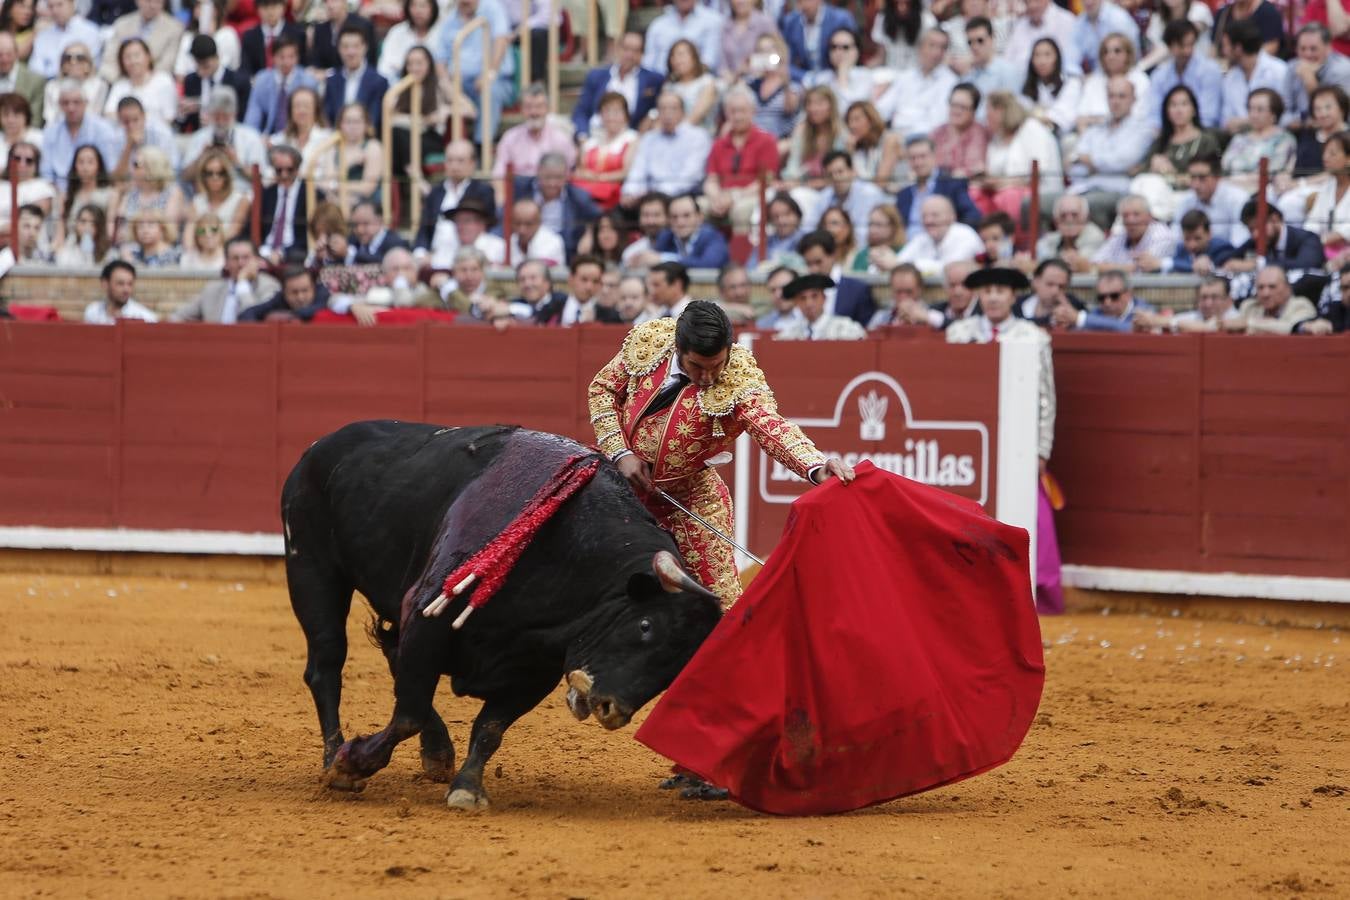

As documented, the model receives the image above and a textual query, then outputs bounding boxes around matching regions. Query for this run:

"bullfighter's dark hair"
[101,259,135,280]
[676,300,733,357]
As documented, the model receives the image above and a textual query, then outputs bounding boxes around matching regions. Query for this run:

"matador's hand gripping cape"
[586,318,826,483]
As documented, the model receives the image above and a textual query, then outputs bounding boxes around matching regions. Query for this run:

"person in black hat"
[444,196,505,265]
[775,273,867,340]
[947,263,1062,614]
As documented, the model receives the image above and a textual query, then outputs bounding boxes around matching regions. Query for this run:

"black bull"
[282,421,723,809]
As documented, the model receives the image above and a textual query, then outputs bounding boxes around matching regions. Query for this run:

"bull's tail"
[366,613,400,657]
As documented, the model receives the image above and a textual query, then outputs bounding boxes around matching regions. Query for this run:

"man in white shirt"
[642,0,722,75]
[897,195,985,277]
[877,29,958,139]
[1174,155,1251,246]
[1220,19,1289,130]
[509,198,566,266]
[646,260,693,319]
[621,192,670,267]
[29,0,102,79]
[1002,0,1080,76]
[1067,78,1155,219]
[84,261,158,324]
[431,197,506,290]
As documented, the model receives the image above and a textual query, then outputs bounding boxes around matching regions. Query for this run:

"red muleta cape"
[634,461,1045,816]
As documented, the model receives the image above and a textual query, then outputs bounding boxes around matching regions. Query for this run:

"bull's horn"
[652,551,720,601]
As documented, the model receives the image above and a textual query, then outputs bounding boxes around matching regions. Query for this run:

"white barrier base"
[0,527,285,556]
[1063,564,1350,604]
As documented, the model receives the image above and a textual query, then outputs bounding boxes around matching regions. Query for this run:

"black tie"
[644,373,690,418]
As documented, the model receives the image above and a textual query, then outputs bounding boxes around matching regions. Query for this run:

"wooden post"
[757,170,768,263]
[1255,156,1270,257]
[586,0,599,64]
[1028,159,1040,255]
[381,73,419,225]
[250,164,262,246]
[548,0,561,116]
[503,164,515,266]
[519,11,531,87]
[8,164,17,257]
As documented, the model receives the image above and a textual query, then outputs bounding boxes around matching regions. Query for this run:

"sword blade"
[655,488,765,567]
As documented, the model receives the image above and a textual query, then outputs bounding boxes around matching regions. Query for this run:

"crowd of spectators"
[0,0,1345,337]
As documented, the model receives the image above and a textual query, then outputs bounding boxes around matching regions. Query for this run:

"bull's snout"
[590,696,632,730]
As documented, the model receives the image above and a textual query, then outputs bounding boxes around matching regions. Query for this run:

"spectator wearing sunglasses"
[0,141,54,239]
[41,43,106,128]
[28,0,102,80]
[1050,268,1157,332]
[189,146,251,242]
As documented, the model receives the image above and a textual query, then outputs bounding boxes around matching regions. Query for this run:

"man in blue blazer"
[1230,200,1325,272]
[1050,269,1156,332]
[797,229,876,327]
[244,34,318,135]
[651,195,730,269]
[323,23,389,130]
[512,153,601,262]
[895,136,982,229]
[779,0,856,73]
[571,30,664,141]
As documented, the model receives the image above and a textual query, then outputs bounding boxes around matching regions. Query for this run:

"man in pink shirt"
[492,83,577,188]
[701,85,781,234]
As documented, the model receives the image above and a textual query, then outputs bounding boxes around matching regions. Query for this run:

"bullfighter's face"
[678,347,730,389]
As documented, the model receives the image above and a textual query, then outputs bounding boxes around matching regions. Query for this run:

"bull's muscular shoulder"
[620,318,678,376]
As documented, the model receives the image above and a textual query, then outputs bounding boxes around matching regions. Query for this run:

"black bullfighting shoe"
[679,779,729,801]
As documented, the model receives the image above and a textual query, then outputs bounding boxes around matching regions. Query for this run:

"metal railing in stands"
[450,15,494,174]
[382,73,424,228]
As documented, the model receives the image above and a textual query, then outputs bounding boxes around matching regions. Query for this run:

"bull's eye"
[639,617,652,638]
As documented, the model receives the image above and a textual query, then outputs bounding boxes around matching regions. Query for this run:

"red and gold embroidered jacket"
[587,318,826,484]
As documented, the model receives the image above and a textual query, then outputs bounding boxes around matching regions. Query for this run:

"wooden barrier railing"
[302,130,344,217]
[382,73,424,227]
[450,16,494,173]
[1255,156,1270,257]
[249,164,262,247]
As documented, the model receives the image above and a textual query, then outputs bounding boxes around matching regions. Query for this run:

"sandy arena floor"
[1,572,1348,898]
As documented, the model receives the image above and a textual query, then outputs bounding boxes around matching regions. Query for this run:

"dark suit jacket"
[414,179,496,251]
[324,66,390,130]
[240,22,308,77]
[1295,299,1347,333]
[1015,291,1085,326]
[309,14,378,71]
[511,176,600,262]
[534,292,623,325]
[351,229,411,264]
[896,176,982,228]
[570,66,665,137]
[90,0,134,26]
[652,224,731,270]
[239,283,330,321]
[259,181,310,262]
[179,68,252,131]
[1234,225,1325,271]
[834,275,877,328]
[779,5,855,73]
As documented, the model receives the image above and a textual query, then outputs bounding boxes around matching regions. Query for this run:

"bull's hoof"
[680,780,730,801]
[327,770,368,792]
[326,741,368,792]
[446,787,489,811]
[420,749,455,783]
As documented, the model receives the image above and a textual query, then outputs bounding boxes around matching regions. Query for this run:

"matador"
[587,298,855,604]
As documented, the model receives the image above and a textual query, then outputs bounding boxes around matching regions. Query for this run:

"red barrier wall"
[3,322,1348,581]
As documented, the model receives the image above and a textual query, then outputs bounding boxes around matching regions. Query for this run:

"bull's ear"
[626,571,664,601]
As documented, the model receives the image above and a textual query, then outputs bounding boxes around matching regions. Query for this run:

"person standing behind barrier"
[84,260,157,323]
[946,265,1062,614]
